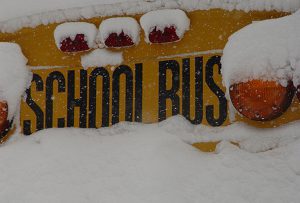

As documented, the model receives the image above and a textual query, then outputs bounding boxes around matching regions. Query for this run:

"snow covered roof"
[0,0,299,33]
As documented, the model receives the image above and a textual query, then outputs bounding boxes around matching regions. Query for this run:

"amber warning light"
[230,80,295,121]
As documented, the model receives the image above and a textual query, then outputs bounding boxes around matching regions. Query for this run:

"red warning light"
[104,31,134,48]
[0,101,9,135]
[59,34,90,52]
[148,26,179,44]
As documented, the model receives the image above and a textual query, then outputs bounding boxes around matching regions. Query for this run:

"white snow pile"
[0,0,299,33]
[54,22,98,50]
[0,43,30,120]
[292,60,300,87]
[81,49,123,69]
[140,9,190,43]
[160,116,300,153]
[99,17,140,46]
[1,116,300,202]
[179,0,300,12]
[221,11,300,92]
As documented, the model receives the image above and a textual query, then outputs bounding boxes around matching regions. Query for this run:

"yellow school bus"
[0,1,297,151]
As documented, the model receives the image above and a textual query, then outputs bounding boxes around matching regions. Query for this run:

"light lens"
[0,101,9,137]
[59,34,90,52]
[104,31,134,48]
[148,26,179,44]
[230,80,295,121]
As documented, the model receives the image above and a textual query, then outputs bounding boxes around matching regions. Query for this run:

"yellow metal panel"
[0,9,297,144]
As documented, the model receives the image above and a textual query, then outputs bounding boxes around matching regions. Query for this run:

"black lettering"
[205,55,227,126]
[158,60,180,122]
[135,63,143,122]
[46,71,66,128]
[67,70,87,128]
[182,57,203,124]
[112,65,133,125]
[57,118,65,128]
[88,67,110,128]
[23,74,44,135]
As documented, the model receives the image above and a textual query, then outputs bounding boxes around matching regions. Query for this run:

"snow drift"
[0,43,30,120]
[2,116,300,202]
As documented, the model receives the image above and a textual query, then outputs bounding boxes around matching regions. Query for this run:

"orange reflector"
[230,80,295,121]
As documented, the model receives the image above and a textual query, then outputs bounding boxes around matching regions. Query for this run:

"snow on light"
[54,22,98,52]
[0,42,30,120]
[140,9,190,43]
[81,49,123,69]
[221,11,300,95]
[99,17,140,48]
